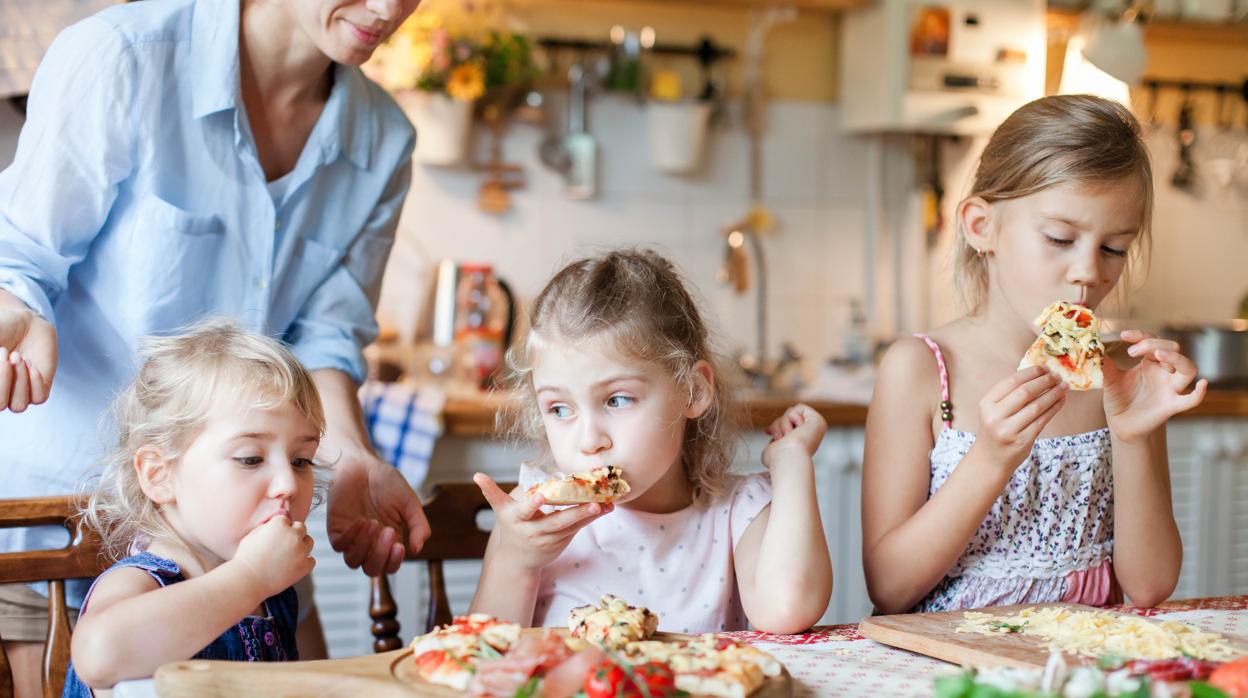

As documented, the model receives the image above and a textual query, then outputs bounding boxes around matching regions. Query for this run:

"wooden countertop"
[442,390,1248,438]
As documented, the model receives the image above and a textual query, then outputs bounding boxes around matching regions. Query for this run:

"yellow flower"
[411,42,433,74]
[446,63,484,101]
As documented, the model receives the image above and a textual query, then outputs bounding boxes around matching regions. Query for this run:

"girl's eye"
[1101,245,1128,258]
[1044,235,1074,247]
[234,456,263,467]
[606,395,635,408]
[292,458,315,470]
[549,404,571,419]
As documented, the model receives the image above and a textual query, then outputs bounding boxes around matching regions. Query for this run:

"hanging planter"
[397,90,475,166]
[647,101,712,175]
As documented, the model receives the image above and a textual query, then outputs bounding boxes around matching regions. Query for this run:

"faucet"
[719,219,803,394]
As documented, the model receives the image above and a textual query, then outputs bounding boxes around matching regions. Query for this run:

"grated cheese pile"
[1034,301,1102,371]
[956,607,1239,662]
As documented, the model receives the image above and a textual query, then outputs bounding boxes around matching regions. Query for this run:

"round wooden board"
[391,630,792,697]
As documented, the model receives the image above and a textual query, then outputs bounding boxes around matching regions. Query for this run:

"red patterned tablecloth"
[721,595,1248,698]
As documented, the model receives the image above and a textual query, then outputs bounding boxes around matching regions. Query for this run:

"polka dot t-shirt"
[518,463,772,634]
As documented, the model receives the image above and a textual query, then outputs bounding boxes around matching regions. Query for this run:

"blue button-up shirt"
[0,0,415,571]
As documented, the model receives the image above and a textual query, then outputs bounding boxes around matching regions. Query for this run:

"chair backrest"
[0,496,108,698]
[369,481,513,652]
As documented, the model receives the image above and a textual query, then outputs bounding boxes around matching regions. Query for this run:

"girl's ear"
[685,360,715,419]
[135,446,177,505]
[958,196,996,254]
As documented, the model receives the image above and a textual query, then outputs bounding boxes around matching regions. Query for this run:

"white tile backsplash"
[378,99,876,364]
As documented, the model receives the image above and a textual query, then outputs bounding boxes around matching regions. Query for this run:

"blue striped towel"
[358,381,443,489]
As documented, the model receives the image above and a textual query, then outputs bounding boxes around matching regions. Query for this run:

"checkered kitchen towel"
[358,381,443,489]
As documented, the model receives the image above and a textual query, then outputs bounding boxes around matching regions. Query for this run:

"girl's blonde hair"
[499,249,740,504]
[82,318,326,561]
[954,94,1154,313]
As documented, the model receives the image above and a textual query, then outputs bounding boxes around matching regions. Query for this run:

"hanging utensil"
[564,63,597,200]
[538,81,572,175]
[1171,87,1198,193]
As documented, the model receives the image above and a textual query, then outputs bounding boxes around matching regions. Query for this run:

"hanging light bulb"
[1059,2,1146,105]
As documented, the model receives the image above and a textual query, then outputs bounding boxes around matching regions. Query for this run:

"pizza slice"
[409,613,521,690]
[622,634,781,698]
[526,465,631,505]
[568,593,658,649]
[1019,300,1105,391]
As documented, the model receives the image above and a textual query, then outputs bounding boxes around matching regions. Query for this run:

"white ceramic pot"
[647,101,712,175]
[397,90,474,166]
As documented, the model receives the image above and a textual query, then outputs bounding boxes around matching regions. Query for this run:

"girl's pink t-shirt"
[518,463,772,634]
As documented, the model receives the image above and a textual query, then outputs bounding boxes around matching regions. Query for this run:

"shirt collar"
[191,0,374,170]
[190,0,241,119]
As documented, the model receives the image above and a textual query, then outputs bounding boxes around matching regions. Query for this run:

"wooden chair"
[0,496,108,698]
[368,481,514,652]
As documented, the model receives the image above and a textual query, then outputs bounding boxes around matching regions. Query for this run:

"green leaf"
[476,638,503,660]
[1096,653,1126,670]
[512,676,541,698]
[933,673,975,698]
[1189,681,1231,698]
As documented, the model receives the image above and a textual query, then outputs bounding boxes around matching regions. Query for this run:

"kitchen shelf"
[1047,7,1248,45]
[580,0,870,11]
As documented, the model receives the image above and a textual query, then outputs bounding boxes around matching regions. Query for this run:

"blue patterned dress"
[62,551,298,697]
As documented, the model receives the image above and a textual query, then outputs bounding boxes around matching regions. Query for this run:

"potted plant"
[365,6,536,167]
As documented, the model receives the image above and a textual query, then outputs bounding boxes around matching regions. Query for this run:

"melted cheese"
[957,607,1238,662]
[1034,301,1103,370]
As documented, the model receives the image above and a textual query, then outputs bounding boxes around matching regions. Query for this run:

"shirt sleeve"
[728,472,773,552]
[0,17,136,324]
[287,146,413,383]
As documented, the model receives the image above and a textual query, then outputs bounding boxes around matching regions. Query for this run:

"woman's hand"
[474,474,611,573]
[974,366,1068,467]
[1103,330,1207,444]
[0,294,57,413]
[762,404,828,468]
[326,448,431,576]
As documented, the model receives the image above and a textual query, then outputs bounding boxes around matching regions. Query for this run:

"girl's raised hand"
[976,366,1068,467]
[474,473,612,573]
[1103,330,1207,444]
[231,515,315,599]
[763,403,828,468]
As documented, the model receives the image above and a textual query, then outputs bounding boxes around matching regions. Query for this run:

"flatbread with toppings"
[568,594,658,649]
[1019,301,1104,391]
[408,614,521,690]
[526,466,630,505]
[622,633,783,698]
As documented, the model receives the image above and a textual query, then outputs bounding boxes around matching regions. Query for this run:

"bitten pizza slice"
[1019,300,1105,391]
[568,593,658,649]
[526,466,630,505]
[409,613,521,690]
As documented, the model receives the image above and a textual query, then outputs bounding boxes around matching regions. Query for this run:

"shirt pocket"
[127,193,227,328]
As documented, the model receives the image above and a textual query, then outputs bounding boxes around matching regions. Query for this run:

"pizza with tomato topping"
[526,466,630,505]
[621,633,782,698]
[408,613,521,691]
[569,594,658,649]
[1019,300,1105,391]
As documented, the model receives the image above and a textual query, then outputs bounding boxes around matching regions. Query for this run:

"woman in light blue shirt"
[0,0,427,691]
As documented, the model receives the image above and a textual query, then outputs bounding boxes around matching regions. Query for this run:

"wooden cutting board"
[859,603,1248,671]
[154,630,793,697]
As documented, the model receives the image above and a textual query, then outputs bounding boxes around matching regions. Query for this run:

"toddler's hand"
[231,515,315,599]
[474,473,612,573]
[976,366,1068,468]
[1103,330,1207,444]
[763,403,828,468]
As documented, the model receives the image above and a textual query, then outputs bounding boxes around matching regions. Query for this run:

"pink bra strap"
[913,333,953,429]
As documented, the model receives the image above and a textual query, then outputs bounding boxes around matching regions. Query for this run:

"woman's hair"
[82,318,326,561]
[953,94,1154,313]
[499,248,740,504]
